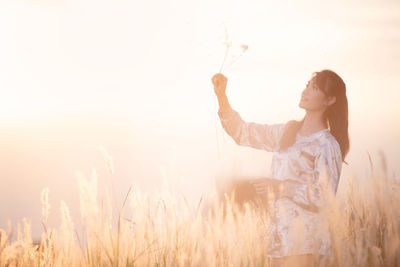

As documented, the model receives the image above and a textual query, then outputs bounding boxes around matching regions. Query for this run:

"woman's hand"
[250,178,286,198]
[211,73,228,96]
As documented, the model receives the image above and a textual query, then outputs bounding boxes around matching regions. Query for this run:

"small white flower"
[240,44,248,52]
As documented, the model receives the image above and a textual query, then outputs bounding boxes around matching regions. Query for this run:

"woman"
[211,70,350,267]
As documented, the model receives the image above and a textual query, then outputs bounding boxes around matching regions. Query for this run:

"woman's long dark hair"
[279,69,350,165]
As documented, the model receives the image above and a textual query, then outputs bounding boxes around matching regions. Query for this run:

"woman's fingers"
[255,188,269,195]
[252,182,273,195]
[255,187,277,196]
[250,178,267,185]
[211,73,221,82]
[250,178,283,196]
[252,181,268,189]
[211,73,227,85]
[251,179,271,187]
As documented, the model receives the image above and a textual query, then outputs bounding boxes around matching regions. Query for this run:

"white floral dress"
[218,108,343,258]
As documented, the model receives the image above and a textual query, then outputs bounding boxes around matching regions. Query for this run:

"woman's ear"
[327,96,336,106]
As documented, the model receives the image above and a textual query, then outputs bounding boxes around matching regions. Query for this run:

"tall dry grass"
[0,151,399,266]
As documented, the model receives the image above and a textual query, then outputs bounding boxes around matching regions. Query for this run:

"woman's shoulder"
[280,119,299,136]
[318,131,342,159]
[321,130,340,147]
[284,119,299,128]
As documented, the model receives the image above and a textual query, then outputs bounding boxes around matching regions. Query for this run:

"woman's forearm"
[217,93,232,112]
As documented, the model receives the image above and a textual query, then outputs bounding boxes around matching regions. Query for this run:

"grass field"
[0,153,399,267]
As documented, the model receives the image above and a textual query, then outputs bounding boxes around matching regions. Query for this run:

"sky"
[0,0,399,240]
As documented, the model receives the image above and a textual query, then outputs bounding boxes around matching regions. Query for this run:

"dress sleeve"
[282,141,343,213]
[218,108,287,152]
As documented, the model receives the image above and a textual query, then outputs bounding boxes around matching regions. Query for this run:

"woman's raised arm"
[211,73,287,152]
[218,108,287,152]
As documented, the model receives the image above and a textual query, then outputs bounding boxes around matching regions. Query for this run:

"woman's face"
[299,77,334,111]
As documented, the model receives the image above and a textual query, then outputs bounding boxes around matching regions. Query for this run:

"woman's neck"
[299,110,328,136]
